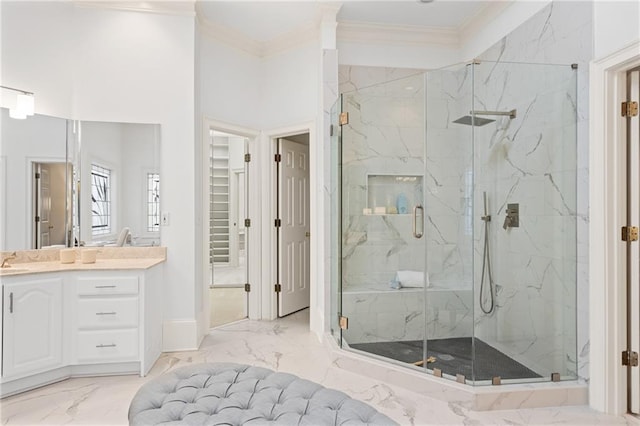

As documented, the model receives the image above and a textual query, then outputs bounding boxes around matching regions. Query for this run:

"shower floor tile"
[350,337,541,381]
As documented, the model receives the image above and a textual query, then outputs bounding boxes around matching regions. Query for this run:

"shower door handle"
[413,205,424,239]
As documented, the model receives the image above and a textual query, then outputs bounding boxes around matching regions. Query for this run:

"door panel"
[279,139,310,316]
[3,278,63,378]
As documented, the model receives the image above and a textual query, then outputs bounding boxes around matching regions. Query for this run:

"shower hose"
[480,196,495,315]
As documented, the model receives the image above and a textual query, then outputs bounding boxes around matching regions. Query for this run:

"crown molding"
[73,1,195,17]
[197,16,264,57]
[197,10,319,58]
[337,21,459,47]
[459,0,514,45]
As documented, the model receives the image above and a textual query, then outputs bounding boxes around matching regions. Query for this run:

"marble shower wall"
[472,2,592,380]
[339,70,426,291]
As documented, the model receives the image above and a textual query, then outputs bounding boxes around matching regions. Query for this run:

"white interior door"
[36,164,51,248]
[629,69,640,414]
[278,138,310,316]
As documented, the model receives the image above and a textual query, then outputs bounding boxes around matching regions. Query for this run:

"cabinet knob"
[95,312,116,316]
[96,343,117,348]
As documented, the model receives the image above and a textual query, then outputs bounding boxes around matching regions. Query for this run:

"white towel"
[392,270,429,288]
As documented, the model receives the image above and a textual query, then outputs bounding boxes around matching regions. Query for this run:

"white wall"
[1,2,197,350]
[262,42,320,129]
[199,36,262,129]
[0,2,74,117]
[593,1,640,60]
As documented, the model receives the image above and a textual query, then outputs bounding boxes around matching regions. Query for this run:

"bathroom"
[0,0,639,421]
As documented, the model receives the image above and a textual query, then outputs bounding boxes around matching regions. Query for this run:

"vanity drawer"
[77,276,138,296]
[77,298,139,329]
[76,329,138,362]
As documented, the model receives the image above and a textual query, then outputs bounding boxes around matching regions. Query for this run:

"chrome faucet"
[1,252,17,268]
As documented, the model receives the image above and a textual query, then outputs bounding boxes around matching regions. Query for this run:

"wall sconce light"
[1,85,35,119]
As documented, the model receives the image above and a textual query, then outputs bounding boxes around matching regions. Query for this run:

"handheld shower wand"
[480,191,495,314]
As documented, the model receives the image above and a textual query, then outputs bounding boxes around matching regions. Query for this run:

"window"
[147,173,160,232]
[91,164,111,235]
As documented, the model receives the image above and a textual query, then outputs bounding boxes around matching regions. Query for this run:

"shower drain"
[438,354,455,361]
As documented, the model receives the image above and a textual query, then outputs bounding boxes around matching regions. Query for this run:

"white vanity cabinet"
[2,275,63,379]
[0,263,163,398]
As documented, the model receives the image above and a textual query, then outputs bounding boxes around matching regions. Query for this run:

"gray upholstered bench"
[128,363,398,425]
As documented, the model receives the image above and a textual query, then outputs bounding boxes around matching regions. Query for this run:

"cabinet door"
[3,277,63,379]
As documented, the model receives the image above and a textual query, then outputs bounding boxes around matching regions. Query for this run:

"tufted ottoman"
[128,363,398,425]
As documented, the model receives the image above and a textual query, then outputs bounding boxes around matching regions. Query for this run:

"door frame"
[25,156,67,250]
[263,122,316,321]
[590,40,640,415]
[200,117,260,327]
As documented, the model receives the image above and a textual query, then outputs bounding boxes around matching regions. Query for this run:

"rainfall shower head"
[452,109,517,127]
[452,116,495,126]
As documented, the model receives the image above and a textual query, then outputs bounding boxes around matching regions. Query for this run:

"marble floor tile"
[0,310,632,425]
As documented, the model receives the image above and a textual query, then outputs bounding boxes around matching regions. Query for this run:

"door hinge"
[275,218,281,227]
[339,315,349,330]
[35,172,41,179]
[339,112,349,126]
[244,283,250,292]
[622,101,639,117]
[330,124,334,136]
[244,218,251,227]
[275,283,282,293]
[623,350,639,366]
[244,153,251,162]
[35,216,40,223]
[622,226,638,242]
[275,154,282,162]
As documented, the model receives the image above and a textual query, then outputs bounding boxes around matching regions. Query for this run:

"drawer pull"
[95,285,116,289]
[96,311,117,316]
[96,343,117,348]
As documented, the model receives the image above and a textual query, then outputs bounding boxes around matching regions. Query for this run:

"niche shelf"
[365,174,423,215]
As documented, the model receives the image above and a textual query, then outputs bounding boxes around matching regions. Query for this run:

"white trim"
[162,319,200,352]
[73,1,195,17]
[263,122,316,322]
[197,13,319,59]
[200,117,261,334]
[337,21,459,47]
[590,40,640,415]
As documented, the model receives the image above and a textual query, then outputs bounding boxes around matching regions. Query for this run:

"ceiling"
[197,1,497,43]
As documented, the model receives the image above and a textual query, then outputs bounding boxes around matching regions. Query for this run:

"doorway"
[208,129,250,328]
[626,67,640,415]
[275,133,311,317]
[32,161,71,249]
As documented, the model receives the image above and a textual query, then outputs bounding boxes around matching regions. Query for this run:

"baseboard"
[162,319,200,352]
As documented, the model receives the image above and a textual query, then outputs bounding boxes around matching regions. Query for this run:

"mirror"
[0,108,161,251]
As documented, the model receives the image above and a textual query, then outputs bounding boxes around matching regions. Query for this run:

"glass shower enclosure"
[332,60,577,385]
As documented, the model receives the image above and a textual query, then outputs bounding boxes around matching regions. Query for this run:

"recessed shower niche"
[365,175,423,215]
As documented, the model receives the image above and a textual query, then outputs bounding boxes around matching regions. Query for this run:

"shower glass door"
[423,63,475,382]
[471,61,578,384]
[339,74,429,370]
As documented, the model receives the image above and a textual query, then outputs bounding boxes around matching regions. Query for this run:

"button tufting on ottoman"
[128,363,398,425]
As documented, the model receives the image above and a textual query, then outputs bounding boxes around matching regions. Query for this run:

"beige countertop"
[0,247,167,278]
